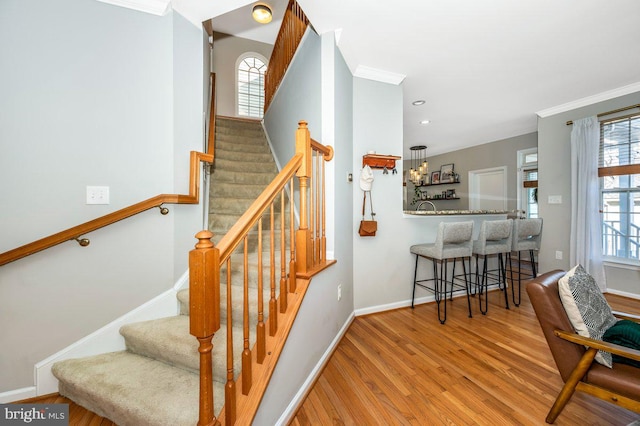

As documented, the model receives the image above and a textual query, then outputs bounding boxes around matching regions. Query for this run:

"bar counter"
[403,209,508,216]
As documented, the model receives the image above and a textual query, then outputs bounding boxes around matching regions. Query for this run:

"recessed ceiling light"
[412,100,426,106]
[420,120,430,125]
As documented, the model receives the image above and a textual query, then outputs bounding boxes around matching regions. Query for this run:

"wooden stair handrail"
[264,0,309,112]
[190,121,334,425]
[0,151,213,267]
[311,138,333,160]
[216,153,303,264]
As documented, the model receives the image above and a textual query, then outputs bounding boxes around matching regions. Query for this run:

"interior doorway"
[468,166,507,210]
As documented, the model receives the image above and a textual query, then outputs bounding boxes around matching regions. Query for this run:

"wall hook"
[74,237,90,247]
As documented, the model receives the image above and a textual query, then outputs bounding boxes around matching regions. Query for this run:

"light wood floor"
[290,286,640,426]
[18,282,640,426]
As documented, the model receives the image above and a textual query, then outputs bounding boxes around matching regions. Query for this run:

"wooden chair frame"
[547,320,640,423]
[527,270,640,424]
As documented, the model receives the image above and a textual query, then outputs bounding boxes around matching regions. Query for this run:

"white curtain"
[570,116,606,290]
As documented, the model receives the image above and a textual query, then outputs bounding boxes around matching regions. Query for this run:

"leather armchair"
[527,270,640,423]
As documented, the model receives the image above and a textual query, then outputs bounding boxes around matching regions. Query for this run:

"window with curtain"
[600,113,640,260]
[237,56,267,119]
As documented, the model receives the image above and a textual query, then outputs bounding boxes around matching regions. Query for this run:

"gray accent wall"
[538,91,640,295]
[404,132,538,211]
[0,0,204,392]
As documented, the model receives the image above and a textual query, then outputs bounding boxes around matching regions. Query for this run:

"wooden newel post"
[189,230,221,426]
[295,120,313,274]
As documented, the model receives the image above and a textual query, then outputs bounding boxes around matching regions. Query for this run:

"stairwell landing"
[51,117,284,425]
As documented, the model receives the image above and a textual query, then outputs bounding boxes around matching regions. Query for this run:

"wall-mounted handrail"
[207,72,217,157]
[0,151,213,267]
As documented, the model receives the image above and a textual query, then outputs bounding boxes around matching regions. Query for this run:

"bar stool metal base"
[412,255,472,324]
[508,250,537,306]
[474,253,510,314]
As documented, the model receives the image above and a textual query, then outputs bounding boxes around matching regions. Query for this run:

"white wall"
[0,0,204,392]
[538,91,640,295]
[172,12,208,274]
[263,29,321,164]
[352,78,407,310]
[211,33,273,118]
[256,31,354,424]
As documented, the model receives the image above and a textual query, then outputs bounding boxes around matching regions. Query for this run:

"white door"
[468,166,507,210]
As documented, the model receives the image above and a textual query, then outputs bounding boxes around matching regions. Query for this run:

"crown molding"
[536,81,640,118]
[96,0,172,16]
[354,65,405,85]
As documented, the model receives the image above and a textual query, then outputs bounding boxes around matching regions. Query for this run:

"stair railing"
[263,0,309,112]
[189,121,334,425]
[0,151,213,267]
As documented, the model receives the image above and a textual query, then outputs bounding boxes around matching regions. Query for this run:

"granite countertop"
[404,210,508,215]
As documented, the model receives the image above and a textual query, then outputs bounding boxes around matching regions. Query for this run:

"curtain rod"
[565,103,640,125]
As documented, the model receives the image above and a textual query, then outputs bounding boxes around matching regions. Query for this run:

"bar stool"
[411,221,474,324]
[508,218,543,306]
[472,219,513,314]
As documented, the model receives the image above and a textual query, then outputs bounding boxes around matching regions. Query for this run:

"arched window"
[237,54,267,118]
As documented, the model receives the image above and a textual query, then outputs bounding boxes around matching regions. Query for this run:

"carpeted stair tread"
[215,124,263,137]
[50,115,284,423]
[214,149,276,163]
[212,170,276,185]
[120,316,248,382]
[216,139,271,153]
[196,250,285,282]
[209,212,289,234]
[209,198,288,216]
[177,283,279,324]
[210,181,273,198]
[212,158,277,173]
[52,351,224,426]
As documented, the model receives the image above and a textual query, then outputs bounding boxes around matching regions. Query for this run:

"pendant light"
[409,145,428,185]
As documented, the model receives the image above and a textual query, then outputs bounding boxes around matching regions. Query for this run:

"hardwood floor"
[15,281,640,426]
[291,286,640,426]
[14,393,116,426]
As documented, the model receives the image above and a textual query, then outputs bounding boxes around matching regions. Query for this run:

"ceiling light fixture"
[409,145,429,185]
[252,3,273,24]
[412,100,426,106]
[420,120,430,125]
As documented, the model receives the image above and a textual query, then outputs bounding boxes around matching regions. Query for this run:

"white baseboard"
[353,283,504,317]
[606,288,640,300]
[275,311,355,426]
[31,271,189,396]
[0,387,36,404]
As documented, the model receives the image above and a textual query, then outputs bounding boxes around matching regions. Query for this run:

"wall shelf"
[416,181,460,187]
[362,153,401,170]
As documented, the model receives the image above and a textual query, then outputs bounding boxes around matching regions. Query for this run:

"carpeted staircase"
[52,117,283,426]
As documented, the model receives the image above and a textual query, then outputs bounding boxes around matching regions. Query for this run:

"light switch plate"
[548,195,562,204]
[87,186,110,205]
